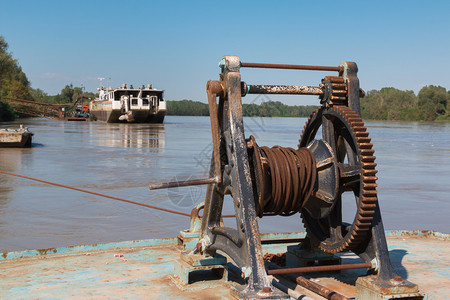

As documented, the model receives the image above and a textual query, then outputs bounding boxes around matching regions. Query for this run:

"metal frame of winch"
[150,55,423,299]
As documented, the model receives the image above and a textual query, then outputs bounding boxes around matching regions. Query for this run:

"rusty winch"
[150,56,422,299]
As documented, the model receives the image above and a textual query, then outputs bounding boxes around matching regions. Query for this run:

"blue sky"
[1,0,449,105]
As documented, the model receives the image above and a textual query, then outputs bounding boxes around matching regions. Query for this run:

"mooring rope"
[0,169,196,217]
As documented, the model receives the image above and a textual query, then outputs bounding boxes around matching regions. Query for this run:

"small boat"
[0,125,33,147]
[89,83,166,123]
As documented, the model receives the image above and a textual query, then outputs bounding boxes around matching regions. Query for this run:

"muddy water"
[0,116,449,251]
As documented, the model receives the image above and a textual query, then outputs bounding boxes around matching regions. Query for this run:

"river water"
[0,116,449,252]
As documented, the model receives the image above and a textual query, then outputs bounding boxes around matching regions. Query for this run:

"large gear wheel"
[299,106,378,253]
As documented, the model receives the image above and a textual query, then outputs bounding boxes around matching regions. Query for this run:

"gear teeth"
[361,149,375,155]
[363,169,378,176]
[323,75,349,106]
[363,183,378,189]
[363,193,378,198]
[351,121,365,127]
[355,132,369,137]
[363,176,378,182]
[357,141,372,147]
[361,156,376,162]
[362,162,377,169]
[359,143,373,149]
[300,105,378,254]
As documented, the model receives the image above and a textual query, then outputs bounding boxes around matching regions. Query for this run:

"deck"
[1,231,449,299]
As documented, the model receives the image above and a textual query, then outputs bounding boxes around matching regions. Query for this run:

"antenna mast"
[97,77,105,88]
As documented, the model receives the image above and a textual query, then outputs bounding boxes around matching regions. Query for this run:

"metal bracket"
[174,250,228,284]
[178,202,205,249]
[201,55,275,297]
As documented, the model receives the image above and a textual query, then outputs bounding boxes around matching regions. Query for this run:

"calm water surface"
[0,116,449,252]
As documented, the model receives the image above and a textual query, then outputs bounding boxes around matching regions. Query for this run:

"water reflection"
[90,123,166,151]
[0,148,33,203]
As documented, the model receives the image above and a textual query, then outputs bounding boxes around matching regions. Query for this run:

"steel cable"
[257,146,316,216]
[0,170,236,218]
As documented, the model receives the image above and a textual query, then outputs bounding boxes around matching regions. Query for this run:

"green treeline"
[361,86,449,121]
[243,102,318,117]
[0,36,32,120]
[167,100,210,116]
[167,100,319,118]
[0,37,32,101]
[33,84,97,105]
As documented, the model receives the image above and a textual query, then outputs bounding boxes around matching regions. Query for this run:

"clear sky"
[1,0,449,105]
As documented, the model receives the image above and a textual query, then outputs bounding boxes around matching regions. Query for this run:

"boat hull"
[0,131,33,147]
[90,109,165,123]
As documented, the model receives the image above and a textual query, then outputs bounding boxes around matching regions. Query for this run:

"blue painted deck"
[1,231,449,299]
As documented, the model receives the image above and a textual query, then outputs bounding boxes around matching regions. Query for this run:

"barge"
[89,84,166,123]
[0,125,33,147]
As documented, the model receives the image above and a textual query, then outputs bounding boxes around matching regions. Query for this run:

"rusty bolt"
[240,221,245,232]
[261,287,272,293]
[393,276,403,282]
[196,242,202,252]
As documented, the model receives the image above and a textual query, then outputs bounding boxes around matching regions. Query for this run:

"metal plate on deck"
[0,231,448,299]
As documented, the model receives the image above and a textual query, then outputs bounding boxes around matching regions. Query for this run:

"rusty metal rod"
[206,80,223,182]
[261,237,305,245]
[244,84,324,96]
[241,62,342,72]
[148,177,219,190]
[267,262,372,275]
[296,276,350,300]
[266,261,351,300]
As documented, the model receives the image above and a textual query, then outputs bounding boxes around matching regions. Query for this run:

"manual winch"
[149,56,422,299]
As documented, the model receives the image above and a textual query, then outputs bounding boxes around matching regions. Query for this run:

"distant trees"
[37,84,97,105]
[417,85,448,121]
[361,86,449,121]
[166,100,210,116]
[166,100,318,118]
[29,88,48,102]
[59,84,75,103]
[243,101,317,118]
[0,36,32,100]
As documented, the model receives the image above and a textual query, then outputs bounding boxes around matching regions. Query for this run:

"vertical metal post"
[200,56,277,297]
[223,56,271,294]
[341,62,361,116]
